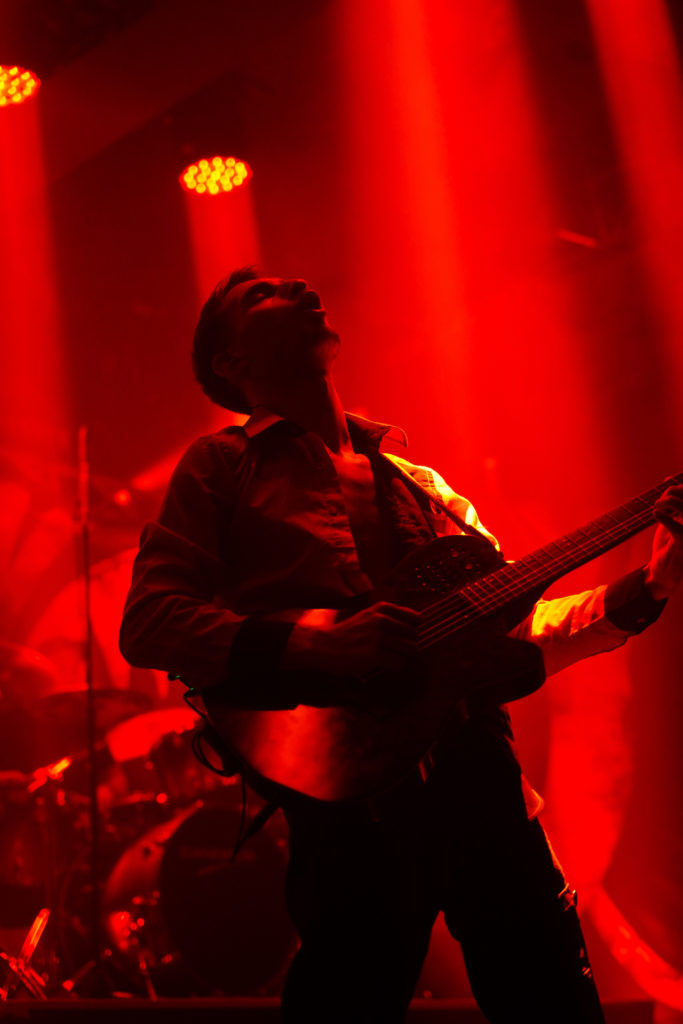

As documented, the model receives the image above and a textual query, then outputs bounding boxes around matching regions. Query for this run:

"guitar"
[203,472,681,803]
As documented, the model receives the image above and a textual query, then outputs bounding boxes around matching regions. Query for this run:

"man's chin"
[294,327,340,376]
[318,324,340,345]
[299,322,340,355]
[301,316,338,339]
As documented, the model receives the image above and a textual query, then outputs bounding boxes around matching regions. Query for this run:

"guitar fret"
[418,470,683,648]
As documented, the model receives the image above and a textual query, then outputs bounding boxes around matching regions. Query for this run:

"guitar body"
[201,467,680,801]
[204,535,545,803]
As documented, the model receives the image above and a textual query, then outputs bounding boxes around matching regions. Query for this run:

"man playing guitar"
[120,269,683,1023]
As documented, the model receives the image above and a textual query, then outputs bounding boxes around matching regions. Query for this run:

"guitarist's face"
[214,276,340,396]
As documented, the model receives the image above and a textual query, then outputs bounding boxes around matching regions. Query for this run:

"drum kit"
[0,642,296,1001]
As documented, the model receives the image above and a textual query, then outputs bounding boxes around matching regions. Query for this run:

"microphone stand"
[76,426,104,987]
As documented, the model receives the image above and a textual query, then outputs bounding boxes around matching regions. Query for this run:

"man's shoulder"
[381,453,501,551]
[381,452,446,495]
[172,425,249,481]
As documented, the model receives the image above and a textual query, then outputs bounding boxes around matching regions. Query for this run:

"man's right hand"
[281,601,419,677]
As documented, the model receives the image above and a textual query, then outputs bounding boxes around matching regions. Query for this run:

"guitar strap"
[381,453,489,542]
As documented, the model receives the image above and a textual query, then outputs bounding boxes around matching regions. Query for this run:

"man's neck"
[249,376,352,454]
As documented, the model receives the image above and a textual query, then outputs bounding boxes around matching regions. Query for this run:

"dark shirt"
[119,411,666,707]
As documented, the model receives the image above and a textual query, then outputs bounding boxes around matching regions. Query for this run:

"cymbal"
[34,689,152,737]
[106,707,197,762]
[0,689,152,772]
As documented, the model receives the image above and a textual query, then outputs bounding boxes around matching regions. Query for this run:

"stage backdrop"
[1,0,682,1010]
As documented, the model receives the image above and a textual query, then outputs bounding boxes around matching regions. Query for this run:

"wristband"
[604,566,668,634]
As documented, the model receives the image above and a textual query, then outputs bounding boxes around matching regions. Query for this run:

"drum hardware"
[1,685,296,997]
[27,756,75,794]
[106,903,160,1001]
[1,436,206,997]
[0,766,74,992]
[0,746,119,997]
[0,753,298,997]
[0,908,50,1000]
[101,709,240,840]
[99,798,297,996]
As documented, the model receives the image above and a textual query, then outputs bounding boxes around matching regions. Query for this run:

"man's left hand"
[644,483,683,599]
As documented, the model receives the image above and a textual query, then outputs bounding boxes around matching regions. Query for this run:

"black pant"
[281,720,605,1023]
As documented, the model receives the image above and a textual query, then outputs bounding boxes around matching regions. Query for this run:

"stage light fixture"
[0,65,40,106]
[179,156,252,196]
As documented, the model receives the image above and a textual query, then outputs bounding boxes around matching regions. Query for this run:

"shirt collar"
[241,408,407,448]
[346,413,408,449]
[241,408,285,438]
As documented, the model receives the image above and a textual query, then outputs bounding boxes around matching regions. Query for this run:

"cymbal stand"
[0,908,50,1000]
[27,762,82,989]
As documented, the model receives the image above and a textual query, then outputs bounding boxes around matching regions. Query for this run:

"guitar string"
[418,484,667,625]
[415,504,656,650]
[417,543,646,649]
[418,493,651,616]
[417,505,655,648]
[413,473,679,648]
[416,506,654,650]
[459,506,650,604]
[418,502,654,632]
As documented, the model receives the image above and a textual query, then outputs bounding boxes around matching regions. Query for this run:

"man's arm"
[508,575,665,678]
[119,436,298,695]
[120,436,418,701]
[509,484,683,676]
[406,461,682,677]
[643,482,683,598]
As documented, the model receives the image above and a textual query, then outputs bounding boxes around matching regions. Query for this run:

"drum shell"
[0,779,81,928]
[102,799,296,995]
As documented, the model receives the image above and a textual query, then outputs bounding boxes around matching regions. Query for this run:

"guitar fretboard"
[418,472,682,650]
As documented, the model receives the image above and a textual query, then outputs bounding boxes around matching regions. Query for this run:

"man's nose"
[277,279,307,300]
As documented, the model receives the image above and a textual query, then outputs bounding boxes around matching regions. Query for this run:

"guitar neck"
[492,474,683,603]
[422,471,682,641]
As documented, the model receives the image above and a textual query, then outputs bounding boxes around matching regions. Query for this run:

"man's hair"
[191,265,260,413]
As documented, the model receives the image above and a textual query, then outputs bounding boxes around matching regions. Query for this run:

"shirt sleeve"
[508,570,667,678]
[119,436,296,697]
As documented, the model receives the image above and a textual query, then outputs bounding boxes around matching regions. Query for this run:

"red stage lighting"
[179,156,252,196]
[113,488,132,507]
[0,65,40,107]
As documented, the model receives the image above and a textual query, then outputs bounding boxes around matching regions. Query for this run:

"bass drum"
[102,798,297,996]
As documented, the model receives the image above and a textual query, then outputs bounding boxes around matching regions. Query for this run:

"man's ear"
[212,349,245,380]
